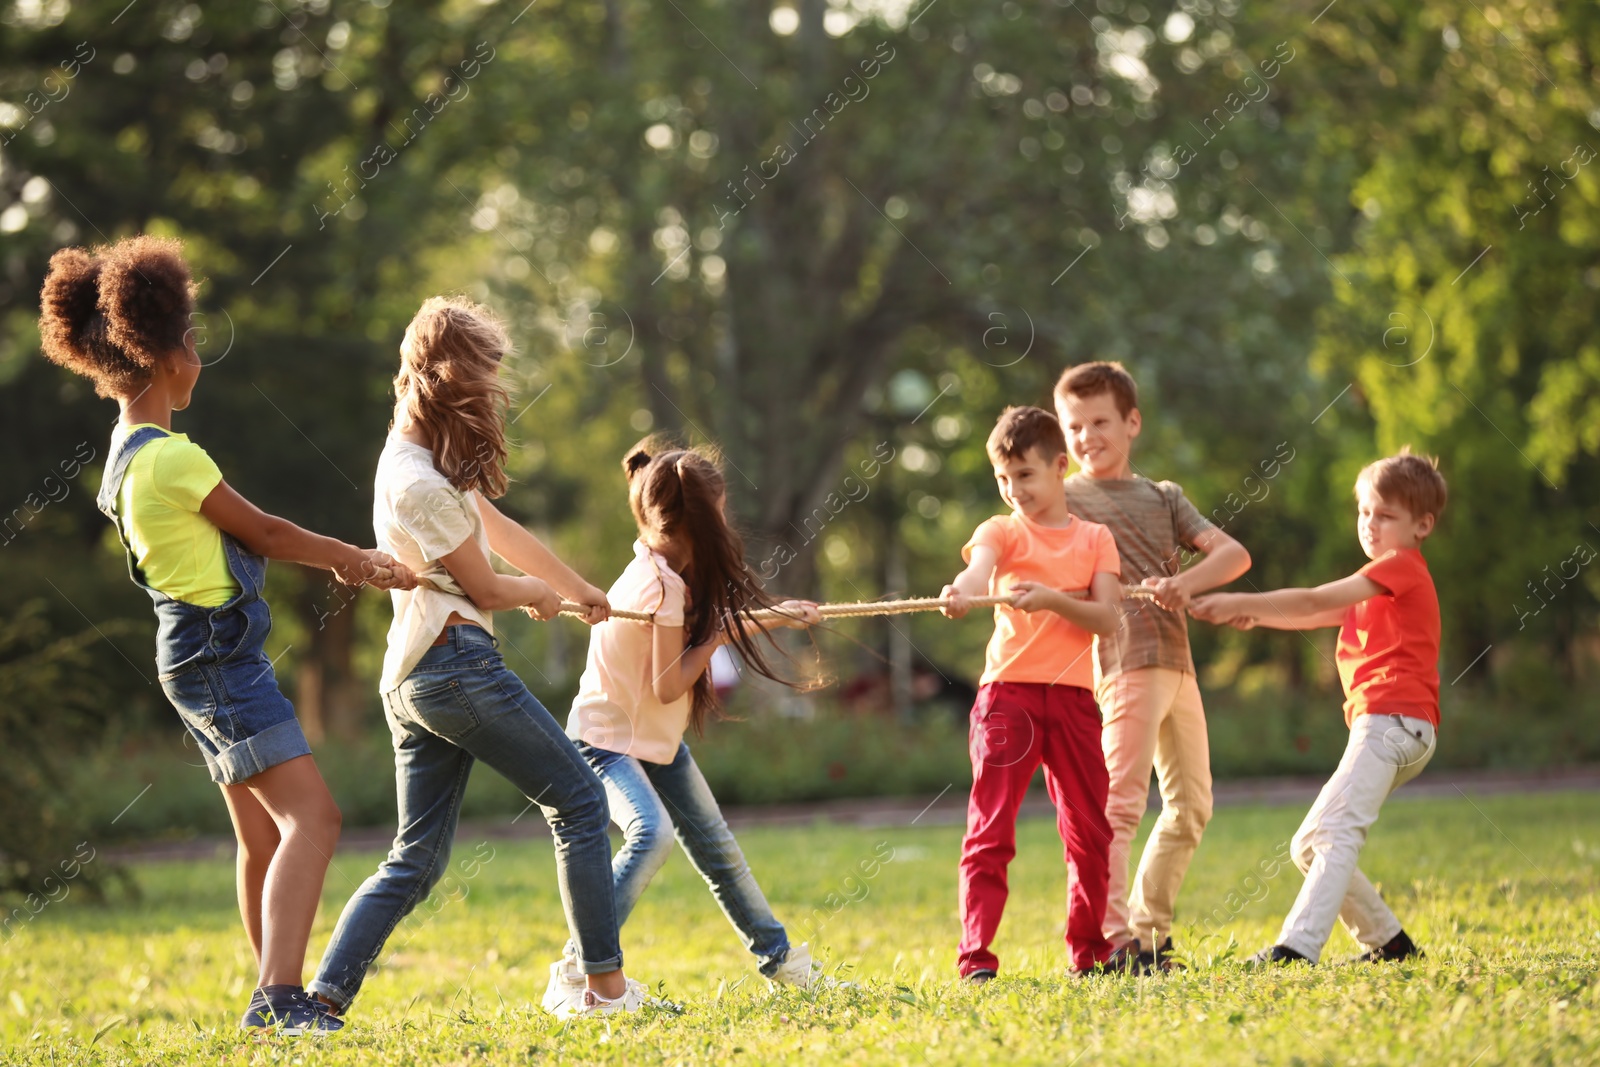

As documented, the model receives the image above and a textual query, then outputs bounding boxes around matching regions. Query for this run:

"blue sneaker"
[240,986,344,1035]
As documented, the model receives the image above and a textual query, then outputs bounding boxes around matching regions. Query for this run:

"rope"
[415,572,1160,623]
[565,586,1160,623]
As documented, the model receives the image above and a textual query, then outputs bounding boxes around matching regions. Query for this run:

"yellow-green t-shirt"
[111,423,238,607]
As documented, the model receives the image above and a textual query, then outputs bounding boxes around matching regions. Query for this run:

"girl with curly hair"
[37,236,413,1035]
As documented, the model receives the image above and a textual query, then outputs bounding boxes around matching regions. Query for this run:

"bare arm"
[478,495,608,623]
[200,481,412,588]
[1012,569,1122,637]
[940,544,998,619]
[1241,606,1350,630]
[648,623,721,705]
[1144,526,1252,610]
[647,601,820,704]
[436,532,561,616]
[1191,573,1382,632]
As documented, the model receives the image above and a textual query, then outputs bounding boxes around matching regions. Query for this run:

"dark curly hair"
[38,236,197,398]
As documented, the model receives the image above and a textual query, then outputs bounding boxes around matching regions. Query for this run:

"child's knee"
[623,815,674,866]
[1171,795,1213,840]
[238,829,280,868]
[304,797,342,849]
[382,837,452,897]
[1290,829,1319,872]
[1104,790,1149,829]
[275,793,341,854]
[554,781,611,840]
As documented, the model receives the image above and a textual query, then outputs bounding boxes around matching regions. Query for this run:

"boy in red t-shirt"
[1192,448,1446,965]
[941,406,1130,978]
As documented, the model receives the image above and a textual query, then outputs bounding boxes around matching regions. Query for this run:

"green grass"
[3,792,1597,1065]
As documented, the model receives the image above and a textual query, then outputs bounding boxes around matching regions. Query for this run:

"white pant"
[1279,712,1436,962]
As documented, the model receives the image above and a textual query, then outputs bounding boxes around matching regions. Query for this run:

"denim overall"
[96,425,310,785]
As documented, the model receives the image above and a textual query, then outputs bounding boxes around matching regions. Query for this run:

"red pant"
[958,681,1113,974]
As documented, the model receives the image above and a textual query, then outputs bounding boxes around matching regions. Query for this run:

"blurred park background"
[1,0,1598,896]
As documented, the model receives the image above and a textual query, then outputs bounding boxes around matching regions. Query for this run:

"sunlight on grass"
[2,792,1596,1065]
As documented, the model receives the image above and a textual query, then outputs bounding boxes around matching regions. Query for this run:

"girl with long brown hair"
[544,437,828,1007]
[308,296,652,1019]
[38,236,413,1035]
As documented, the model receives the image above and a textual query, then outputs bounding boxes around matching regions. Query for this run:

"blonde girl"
[308,297,651,1019]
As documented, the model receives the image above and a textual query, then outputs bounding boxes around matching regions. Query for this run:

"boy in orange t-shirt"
[1192,449,1446,966]
[941,406,1129,978]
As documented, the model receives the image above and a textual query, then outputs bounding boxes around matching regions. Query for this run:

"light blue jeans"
[571,740,791,976]
[310,626,622,1010]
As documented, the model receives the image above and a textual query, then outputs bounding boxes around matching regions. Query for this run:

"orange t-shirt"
[1336,547,1440,727]
[964,512,1121,690]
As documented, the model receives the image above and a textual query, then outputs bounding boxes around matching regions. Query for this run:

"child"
[543,438,826,1008]
[941,406,1129,979]
[38,237,413,1034]
[1191,449,1446,966]
[1055,362,1253,971]
[306,296,654,1019]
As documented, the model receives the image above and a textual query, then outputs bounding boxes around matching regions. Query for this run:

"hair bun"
[38,247,103,367]
[623,446,655,479]
[98,235,196,365]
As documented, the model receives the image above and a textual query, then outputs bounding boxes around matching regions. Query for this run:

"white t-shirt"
[374,433,494,692]
[567,540,690,765]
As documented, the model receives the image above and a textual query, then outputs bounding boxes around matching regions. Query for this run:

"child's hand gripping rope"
[336,550,418,591]
[413,571,610,623]
[1188,592,1257,629]
[548,587,1162,624]
[941,583,1163,621]
[413,573,1160,624]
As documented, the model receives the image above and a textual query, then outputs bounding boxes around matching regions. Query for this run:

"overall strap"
[96,424,171,584]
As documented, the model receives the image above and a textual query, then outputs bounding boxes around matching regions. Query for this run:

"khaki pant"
[1098,667,1213,949]
[1278,712,1435,961]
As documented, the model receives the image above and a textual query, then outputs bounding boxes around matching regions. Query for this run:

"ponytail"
[623,438,808,733]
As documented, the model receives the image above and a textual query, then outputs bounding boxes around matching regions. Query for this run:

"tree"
[1303,0,1600,683]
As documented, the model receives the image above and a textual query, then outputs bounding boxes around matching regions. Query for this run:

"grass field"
[2,791,1597,1065]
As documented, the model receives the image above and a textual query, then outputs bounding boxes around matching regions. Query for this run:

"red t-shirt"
[1336,547,1440,727]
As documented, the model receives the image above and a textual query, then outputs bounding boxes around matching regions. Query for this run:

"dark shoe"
[240,987,271,1028]
[1348,930,1424,964]
[241,986,344,1035]
[963,968,998,985]
[1138,936,1186,973]
[1075,941,1143,977]
[1245,944,1312,968]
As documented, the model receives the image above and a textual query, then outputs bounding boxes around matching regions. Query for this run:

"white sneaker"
[769,943,841,990]
[540,956,585,1014]
[564,978,651,1019]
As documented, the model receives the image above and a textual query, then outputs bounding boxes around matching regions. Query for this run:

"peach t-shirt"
[567,540,690,765]
[964,512,1121,690]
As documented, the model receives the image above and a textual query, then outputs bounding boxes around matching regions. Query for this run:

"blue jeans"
[572,741,790,976]
[310,626,621,1009]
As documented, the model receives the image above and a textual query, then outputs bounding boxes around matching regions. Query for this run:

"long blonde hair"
[394,296,511,496]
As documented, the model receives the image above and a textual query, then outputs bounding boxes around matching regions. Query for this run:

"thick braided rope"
[559,585,1160,623]
[415,573,1159,623]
